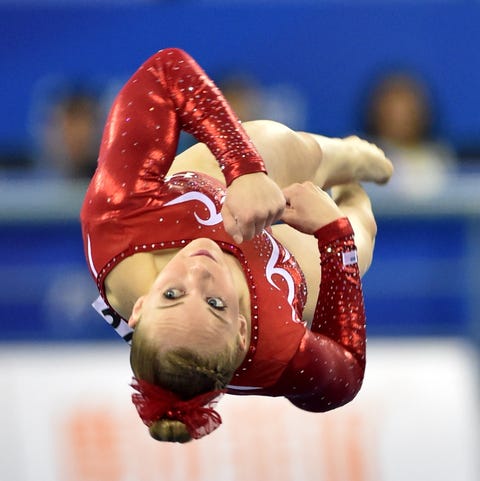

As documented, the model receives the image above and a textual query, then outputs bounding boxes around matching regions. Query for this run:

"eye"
[163,288,184,300]
[206,297,227,311]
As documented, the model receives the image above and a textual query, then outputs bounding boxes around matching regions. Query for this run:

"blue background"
[0,1,479,344]
[1,2,479,150]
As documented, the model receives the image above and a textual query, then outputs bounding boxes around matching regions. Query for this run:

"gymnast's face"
[129,238,248,355]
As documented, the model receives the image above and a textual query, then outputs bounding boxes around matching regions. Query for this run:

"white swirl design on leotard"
[264,231,297,322]
[164,191,223,226]
[87,234,98,279]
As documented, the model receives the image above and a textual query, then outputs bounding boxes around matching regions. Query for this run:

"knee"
[243,119,292,142]
[245,120,321,165]
[242,119,301,160]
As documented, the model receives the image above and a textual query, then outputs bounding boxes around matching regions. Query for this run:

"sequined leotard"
[80,48,366,412]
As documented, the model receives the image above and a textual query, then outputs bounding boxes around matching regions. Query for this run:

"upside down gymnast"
[80,48,393,443]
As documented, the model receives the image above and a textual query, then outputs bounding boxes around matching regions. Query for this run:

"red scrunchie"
[130,377,226,440]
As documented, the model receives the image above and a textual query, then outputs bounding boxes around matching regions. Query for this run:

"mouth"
[190,250,217,262]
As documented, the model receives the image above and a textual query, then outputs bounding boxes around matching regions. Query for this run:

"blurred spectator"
[362,70,457,198]
[217,72,265,122]
[31,86,103,180]
[217,70,308,130]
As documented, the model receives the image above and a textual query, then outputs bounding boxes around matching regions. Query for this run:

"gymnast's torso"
[82,170,315,392]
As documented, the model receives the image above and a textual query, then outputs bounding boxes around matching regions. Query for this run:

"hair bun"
[149,419,192,443]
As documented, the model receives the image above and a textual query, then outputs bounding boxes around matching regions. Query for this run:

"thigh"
[331,184,377,276]
[241,120,322,188]
[167,142,226,183]
[168,120,322,187]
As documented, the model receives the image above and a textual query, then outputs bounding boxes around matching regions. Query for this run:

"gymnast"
[80,48,393,443]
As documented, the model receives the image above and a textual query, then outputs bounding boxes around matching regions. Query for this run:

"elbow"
[154,47,192,65]
[335,373,365,410]
[289,362,365,414]
[336,360,366,409]
[290,384,364,414]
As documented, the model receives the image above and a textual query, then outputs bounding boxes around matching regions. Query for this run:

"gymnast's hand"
[222,173,286,243]
[281,182,343,235]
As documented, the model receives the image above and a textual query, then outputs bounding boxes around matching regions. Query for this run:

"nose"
[188,262,213,281]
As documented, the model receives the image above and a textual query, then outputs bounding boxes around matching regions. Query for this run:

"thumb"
[221,204,243,244]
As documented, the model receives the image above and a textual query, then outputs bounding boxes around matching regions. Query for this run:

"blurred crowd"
[0,64,478,200]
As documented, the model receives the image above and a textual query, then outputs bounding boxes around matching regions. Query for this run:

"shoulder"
[105,251,172,319]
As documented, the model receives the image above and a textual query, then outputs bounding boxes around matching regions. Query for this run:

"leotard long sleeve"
[271,218,366,412]
[95,47,266,195]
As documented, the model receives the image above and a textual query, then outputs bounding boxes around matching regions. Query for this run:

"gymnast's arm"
[87,47,284,240]
[274,183,366,412]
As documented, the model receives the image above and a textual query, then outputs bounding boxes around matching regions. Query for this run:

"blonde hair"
[130,325,240,443]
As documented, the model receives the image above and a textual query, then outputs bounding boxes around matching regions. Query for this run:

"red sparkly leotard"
[81,48,366,412]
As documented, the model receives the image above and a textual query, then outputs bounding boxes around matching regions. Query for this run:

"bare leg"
[170,120,393,190]
[331,182,377,275]
[239,121,322,188]
[306,134,393,189]
[240,121,392,189]
[169,120,320,185]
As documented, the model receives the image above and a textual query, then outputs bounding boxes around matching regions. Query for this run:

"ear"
[128,296,145,328]
[236,314,248,352]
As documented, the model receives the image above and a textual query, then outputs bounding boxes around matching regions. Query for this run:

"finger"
[254,219,267,237]
[304,181,323,194]
[260,204,281,231]
[282,186,297,208]
[282,183,298,199]
[221,205,243,243]
[280,204,297,225]
[271,199,286,224]
[258,199,285,234]
[263,212,277,230]
[237,216,256,242]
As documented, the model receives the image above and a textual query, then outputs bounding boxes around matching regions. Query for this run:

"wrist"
[221,152,267,186]
[314,217,353,245]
